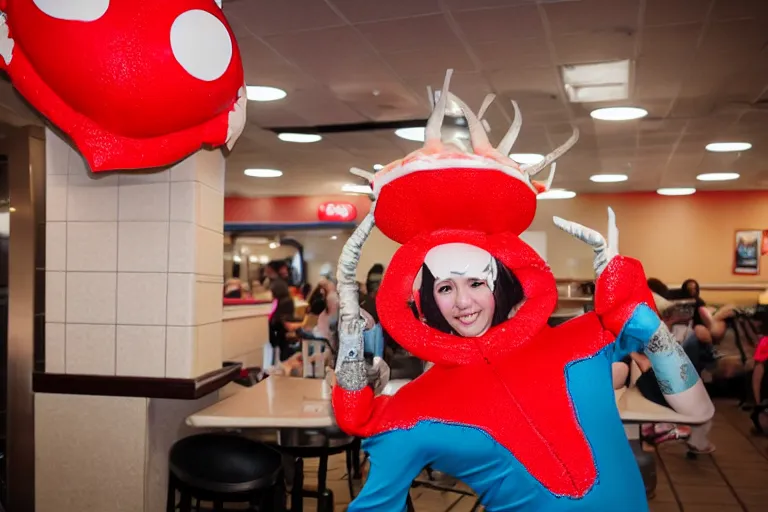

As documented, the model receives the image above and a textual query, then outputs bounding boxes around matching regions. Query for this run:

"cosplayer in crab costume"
[0,0,245,172]
[332,71,715,511]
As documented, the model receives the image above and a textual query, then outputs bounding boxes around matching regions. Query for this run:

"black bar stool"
[167,433,285,511]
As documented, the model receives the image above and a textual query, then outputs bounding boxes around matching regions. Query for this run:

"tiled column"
[36,129,225,512]
[44,128,224,378]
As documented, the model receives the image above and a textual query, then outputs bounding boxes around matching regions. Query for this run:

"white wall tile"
[166,326,195,378]
[196,226,223,277]
[118,222,169,272]
[45,128,71,175]
[196,281,223,326]
[195,322,222,376]
[67,151,91,175]
[166,273,195,326]
[118,171,170,185]
[67,175,118,221]
[116,326,166,377]
[45,323,65,373]
[118,182,170,221]
[117,273,167,325]
[46,175,68,221]
[194,149,226,193]
[66,222,117,272]
[45,222,67,271]
[170,181,195,223]
[168,222,195,273]
[66,272,117,324]
[197,184,223,234]
[45,271,66,323]
[169,155,196,182]
[65,324,116,375]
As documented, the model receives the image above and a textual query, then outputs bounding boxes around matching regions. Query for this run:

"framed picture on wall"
[733,229,763,275]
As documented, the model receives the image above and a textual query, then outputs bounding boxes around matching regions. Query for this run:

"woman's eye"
[470,280,486,288]
[438,285,452,294]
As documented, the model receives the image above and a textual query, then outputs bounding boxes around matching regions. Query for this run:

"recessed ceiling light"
[705,142,752,152]
[278,133,322,143]
[696,172,740,182]
[657,187,696,196]
[244,168,282,178]
[246,85,287,102]
[537,189,576,200]
[395,127,425,142]
[510,153,545,165]
[590,107,648,121]
[330,235,338,240]
[373,164,384,171]
[590,174,628,183]
[342,184,373,195]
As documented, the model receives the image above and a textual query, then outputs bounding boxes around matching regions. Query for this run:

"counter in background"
[222,297,309,369]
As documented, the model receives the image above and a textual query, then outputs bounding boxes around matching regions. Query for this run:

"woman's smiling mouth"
[457,312,480,325]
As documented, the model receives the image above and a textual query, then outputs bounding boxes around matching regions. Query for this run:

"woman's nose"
[454,287,472,308]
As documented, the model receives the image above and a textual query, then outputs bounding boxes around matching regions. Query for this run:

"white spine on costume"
[554,209,715,423]
[335,210,377,391]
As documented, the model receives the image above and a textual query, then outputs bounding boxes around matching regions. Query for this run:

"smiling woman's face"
[433,275,496,337]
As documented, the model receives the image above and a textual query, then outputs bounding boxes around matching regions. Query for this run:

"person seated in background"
[750,321,768,434]
[647,277,740,380]
[268,266,303,362]
[361,263,385,322]
[314,279,340,343]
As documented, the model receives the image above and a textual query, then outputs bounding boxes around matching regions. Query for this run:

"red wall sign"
[318,202,357,222]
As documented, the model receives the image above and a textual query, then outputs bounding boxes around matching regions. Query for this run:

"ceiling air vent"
[561,60,630,103]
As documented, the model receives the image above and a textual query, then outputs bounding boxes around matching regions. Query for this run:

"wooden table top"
[187,375,705,430]
[187,375,333,429]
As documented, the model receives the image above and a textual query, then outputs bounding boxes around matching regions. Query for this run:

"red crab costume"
[332,71,714,511]
[0,0,245,171]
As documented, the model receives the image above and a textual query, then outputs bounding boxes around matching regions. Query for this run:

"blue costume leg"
[349,431,427,512]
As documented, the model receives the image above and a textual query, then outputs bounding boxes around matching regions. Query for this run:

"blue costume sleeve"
[613,304,698,395]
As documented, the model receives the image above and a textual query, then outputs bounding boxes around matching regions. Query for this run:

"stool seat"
[170,434,282,494]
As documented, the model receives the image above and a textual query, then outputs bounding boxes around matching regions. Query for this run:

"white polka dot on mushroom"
[170,10,233,82]
[33,0,110,22]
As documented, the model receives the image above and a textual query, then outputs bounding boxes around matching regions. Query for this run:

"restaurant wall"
[226,191,768,304]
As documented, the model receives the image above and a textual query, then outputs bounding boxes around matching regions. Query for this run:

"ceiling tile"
[712,0,768,22]
[552,30,637,65]
[227,0,345,37]
[543,0,640,36]
[381,47,477,77]
[640,24,702,65]
[451,5,544,43]
[699,19,768,57]
[444,0,537,11]
[356,14,461,54]
[644,0,711,27]
[265,27,394,86]
[471,37,552,71]
[489,66,560,95]
[275,86,369,126]
[328,0,441,23]
[329,81,424,122]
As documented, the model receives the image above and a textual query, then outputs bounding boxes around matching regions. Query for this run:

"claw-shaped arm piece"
[553,207,619,276]
[335,211,376,391]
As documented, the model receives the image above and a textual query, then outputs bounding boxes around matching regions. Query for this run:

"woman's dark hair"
[647,278,670,299]
[418,259,524,335]
[307,285,327,316]
[681,279,700,298]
